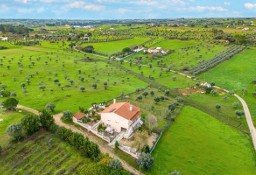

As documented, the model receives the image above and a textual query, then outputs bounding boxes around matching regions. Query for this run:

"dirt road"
[17,105,143,175]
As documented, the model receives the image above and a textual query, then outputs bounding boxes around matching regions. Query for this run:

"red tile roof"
[74,112,85,120]
[101,102,140,121]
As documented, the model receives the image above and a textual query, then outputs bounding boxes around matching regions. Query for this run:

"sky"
[0,0,255,19]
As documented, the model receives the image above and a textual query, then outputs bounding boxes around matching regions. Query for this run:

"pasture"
[80,37,149,55]
[185,92,248,132]
[0,46,147,113]
[199,47,256,123]
[0,131,129,175]
[150,106,256,175]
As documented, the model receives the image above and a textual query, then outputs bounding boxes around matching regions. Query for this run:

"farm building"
[144,47,170,54]
[100,100,143,138]
[73,112,85,122]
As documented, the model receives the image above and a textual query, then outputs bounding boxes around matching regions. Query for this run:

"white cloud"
[178,6,228,12]
[15,0,29,3]
[129,0,158,6]
[244,3,256,9]
[169,0,187,6]
[68,1,104,11]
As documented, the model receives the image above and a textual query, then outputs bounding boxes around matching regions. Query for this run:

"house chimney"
[130,104,132,111]
[113,99,116,104]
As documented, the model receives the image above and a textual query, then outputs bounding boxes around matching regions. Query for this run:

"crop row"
[188,45,246,75]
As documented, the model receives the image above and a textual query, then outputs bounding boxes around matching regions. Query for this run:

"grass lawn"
[150,106,256,175]
[0,131,129,175]
[0,111,26,146]
[80,37,149,55]
[199,47,256,124]
[0,46,147,113]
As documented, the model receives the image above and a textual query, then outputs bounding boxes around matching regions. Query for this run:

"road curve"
[16,105,143,175]
[234,94,256,150]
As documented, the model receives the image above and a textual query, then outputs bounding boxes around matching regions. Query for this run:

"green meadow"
[199,47,256,124]
[80,37,149,55]
[122,61,195,89]
[150,106,256,175]
[0,46,147,113]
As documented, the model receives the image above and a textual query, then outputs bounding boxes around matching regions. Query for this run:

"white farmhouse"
[100,100,143,138]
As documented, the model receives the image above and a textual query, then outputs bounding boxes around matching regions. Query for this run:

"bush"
[45,103,55,112]
[82,117,90,123]
[108,159,122,170]
[136,153,154,170]
[62,111,73,122]
[6,123,23,142]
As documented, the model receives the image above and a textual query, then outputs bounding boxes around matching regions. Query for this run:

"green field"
[80,37,149,55]
[185,92,248,132]
[0,111,25,146]
[199,47,256,124]
[150,106,256,175]
[122,62,194,89]
[126,40,227,71]
[152,39,200,50]
[0,46,147,113]
[0,131,129,175]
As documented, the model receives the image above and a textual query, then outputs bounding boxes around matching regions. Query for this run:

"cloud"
[244,3,256,9]
[129,0,158,6]
[68,1,104,11]
[15,0,29,3]
[179,6,228,12]
[169,0,187,6]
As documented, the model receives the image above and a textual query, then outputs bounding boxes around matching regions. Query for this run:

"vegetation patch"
[150,106,256,175]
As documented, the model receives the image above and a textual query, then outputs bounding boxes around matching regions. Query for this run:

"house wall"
[101,113,130,132]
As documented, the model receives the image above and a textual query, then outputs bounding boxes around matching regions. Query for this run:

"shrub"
[136,153,154,170]
[62,111,73,122]
[108,159,122,170]
[6,123,23,142]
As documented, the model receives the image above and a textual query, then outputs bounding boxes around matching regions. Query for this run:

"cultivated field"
[150,106,256,175]
[0,131,129,175]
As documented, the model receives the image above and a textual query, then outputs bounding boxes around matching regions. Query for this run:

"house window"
[107,119,111,121]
